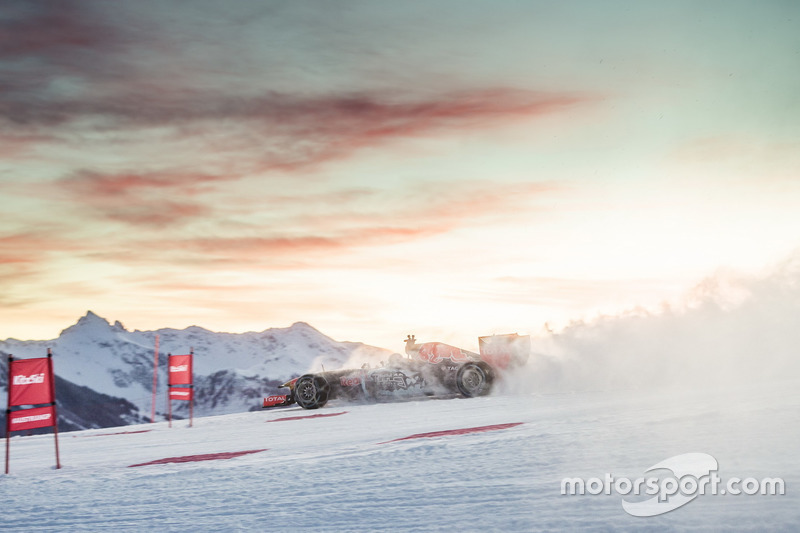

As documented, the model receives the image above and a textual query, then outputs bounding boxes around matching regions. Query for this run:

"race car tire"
[294,374,330,409]
[455,362,492,397]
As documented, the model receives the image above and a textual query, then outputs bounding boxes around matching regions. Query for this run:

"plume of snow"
[504,251,800,394]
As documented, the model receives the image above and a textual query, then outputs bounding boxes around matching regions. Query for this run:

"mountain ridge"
[1,311,391,433]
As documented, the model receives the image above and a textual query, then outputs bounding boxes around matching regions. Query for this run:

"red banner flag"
[6,352,61,474]
[168,354,192,386]
[8,357,53,406]
[8,406,57,432]
[169,388,193,401]
[167,352,194,427]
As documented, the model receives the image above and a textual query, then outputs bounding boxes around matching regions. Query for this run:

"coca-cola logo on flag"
[168,354,192,385]
[8,358,53,406]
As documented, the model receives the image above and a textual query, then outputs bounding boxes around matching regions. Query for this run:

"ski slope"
[2,381,798,532]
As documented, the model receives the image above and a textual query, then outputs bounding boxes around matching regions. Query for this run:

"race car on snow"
[262,333,530,410]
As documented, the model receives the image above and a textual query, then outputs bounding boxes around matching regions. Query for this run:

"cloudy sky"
[1,1,799,350]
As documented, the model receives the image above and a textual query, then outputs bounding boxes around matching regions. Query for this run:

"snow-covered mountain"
[1,312,391,431]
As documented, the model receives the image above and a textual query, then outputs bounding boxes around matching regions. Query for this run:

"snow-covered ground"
[2,378,797,532]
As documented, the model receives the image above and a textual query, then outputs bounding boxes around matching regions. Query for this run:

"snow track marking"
[128,448,267,467]
[77,429,153,438]
[377,422,524,444]
[267,411,349,422]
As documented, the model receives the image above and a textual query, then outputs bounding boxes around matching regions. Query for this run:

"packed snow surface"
[2,380,798,532]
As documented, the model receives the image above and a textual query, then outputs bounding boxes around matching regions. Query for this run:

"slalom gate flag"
[5,351,61,474]
[167,351,194,427]
[8,357,53,406]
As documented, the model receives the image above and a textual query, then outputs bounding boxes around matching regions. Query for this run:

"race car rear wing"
[478,333,530,369]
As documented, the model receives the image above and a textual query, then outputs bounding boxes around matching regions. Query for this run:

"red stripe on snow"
[128,449,267,467]
[377,422,523,444]
[77,430,153,438]
[267,411,348,422]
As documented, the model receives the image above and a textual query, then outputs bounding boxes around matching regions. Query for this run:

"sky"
[1,1,799,351]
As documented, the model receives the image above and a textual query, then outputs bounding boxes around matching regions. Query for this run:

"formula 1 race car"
[262,333,530,410]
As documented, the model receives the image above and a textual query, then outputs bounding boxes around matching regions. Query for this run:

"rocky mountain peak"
[60,310,113,337]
